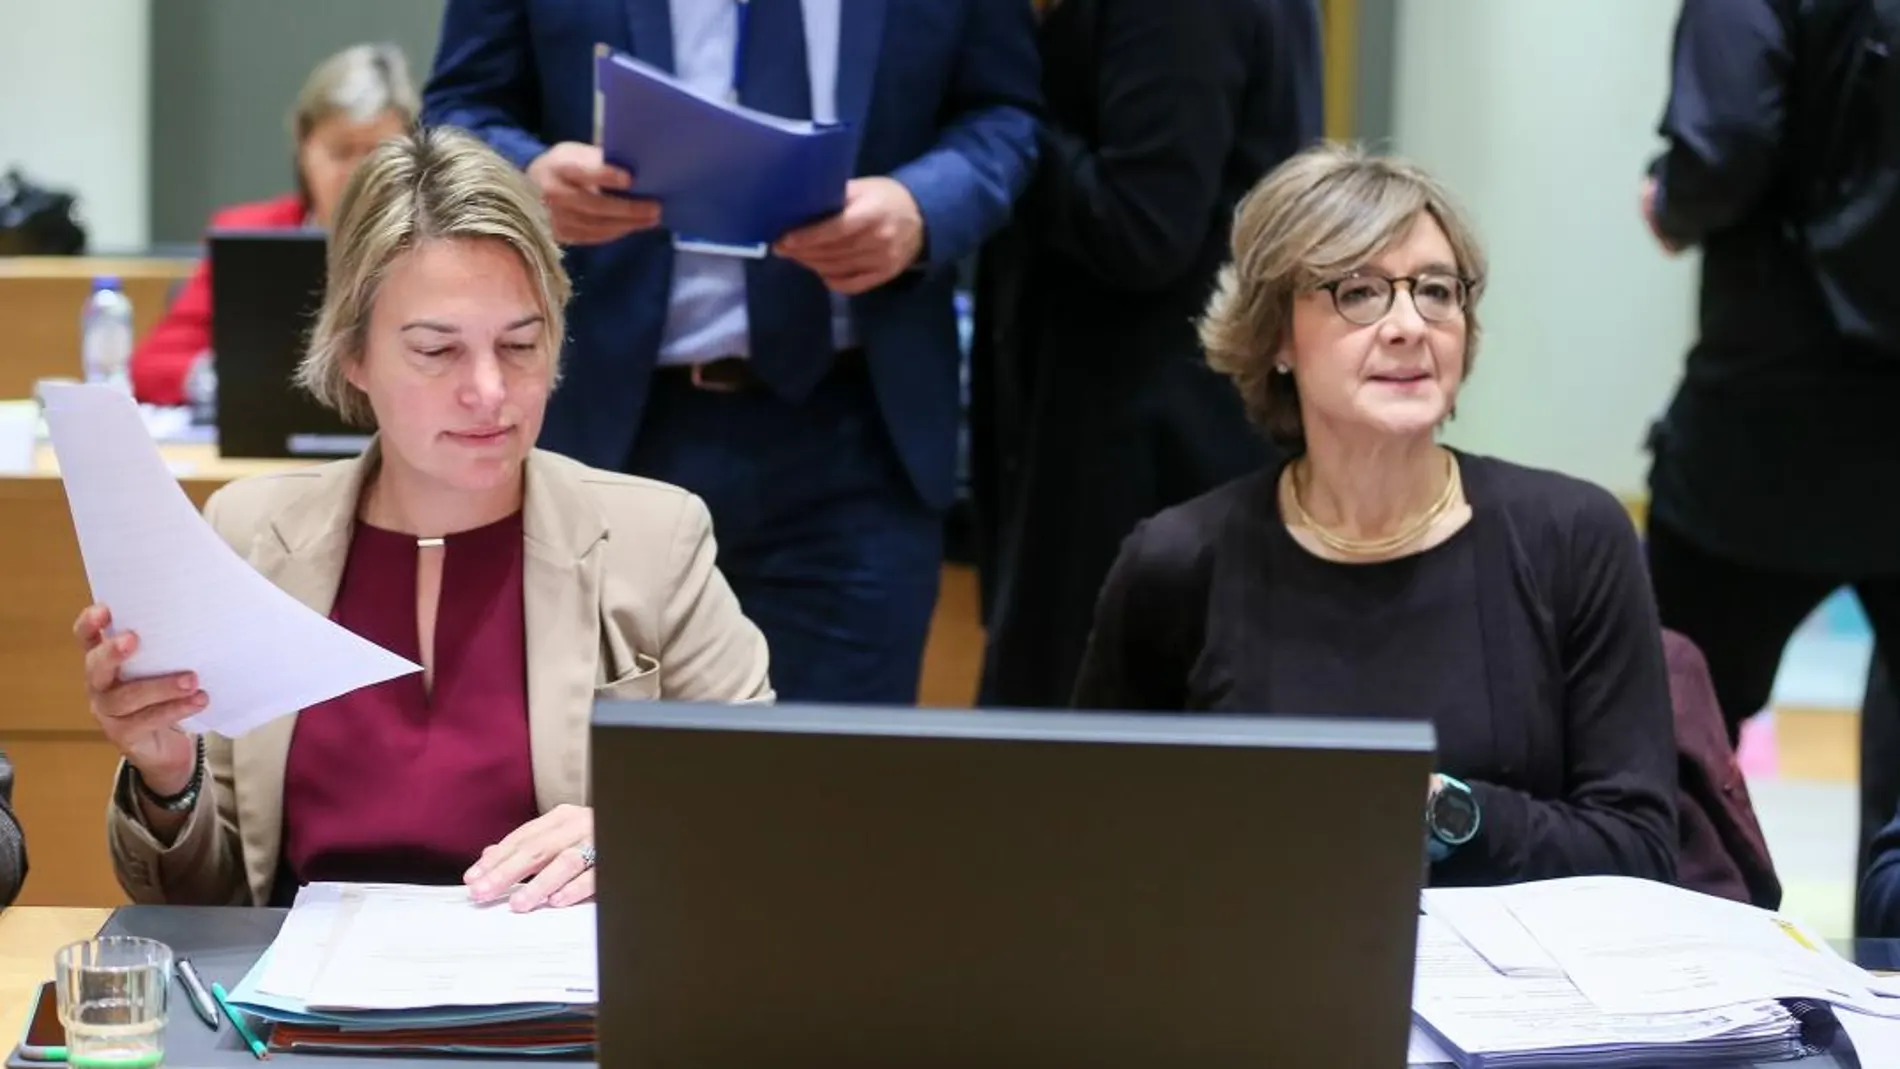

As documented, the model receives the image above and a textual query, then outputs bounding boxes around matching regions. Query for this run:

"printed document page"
[41,383,420,737]
[1407,1024,1454,1066]
[261,883,597,1011]
[1421,887,1563,977]
[1411,915,1790,1056]
[255,882,348,999]
[1492,876,1896,1018]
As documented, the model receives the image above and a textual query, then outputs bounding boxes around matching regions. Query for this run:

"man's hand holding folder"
[593,50,858,254]
[526,142,662,245]
[775,177,925,295]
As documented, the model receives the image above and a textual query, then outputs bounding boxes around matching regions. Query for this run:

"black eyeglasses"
[1315,272,1475,326]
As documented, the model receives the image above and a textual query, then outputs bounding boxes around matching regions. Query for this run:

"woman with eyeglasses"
[1072,143,1678,888]
[131,43,418,407]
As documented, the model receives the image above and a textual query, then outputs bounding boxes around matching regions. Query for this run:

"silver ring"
[578,843,596,869]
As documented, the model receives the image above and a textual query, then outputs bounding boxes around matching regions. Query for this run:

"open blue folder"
[592,45,854,251]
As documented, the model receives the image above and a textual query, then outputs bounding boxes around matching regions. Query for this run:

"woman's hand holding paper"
[73,603,205,794]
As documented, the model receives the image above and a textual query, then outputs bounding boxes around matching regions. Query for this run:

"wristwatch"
[135,736,207,813]
[1425,774,1480,862]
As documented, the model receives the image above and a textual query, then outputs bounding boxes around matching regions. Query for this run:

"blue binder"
[591,45,854,252]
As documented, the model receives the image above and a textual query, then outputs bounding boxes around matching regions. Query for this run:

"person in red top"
[131,43,420,406]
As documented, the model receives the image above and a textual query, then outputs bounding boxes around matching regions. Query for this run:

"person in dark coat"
[1639,0,1900,931]
[0,752,26,908]
[969,0,1322,709]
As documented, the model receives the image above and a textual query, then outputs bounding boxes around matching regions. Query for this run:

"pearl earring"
[1275,363,1292,375]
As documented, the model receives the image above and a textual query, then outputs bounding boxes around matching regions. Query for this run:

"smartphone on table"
[15,981,64,1063]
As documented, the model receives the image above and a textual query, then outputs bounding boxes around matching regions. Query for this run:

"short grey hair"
[1200,142,1488,451]
[295,126,572,426]
[290,43,420,144]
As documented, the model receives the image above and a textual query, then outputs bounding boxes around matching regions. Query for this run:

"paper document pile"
[226,883,597,1056]
[1412,876,1900,1067]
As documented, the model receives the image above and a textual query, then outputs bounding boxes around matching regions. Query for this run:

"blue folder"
[592,45,854,252]
[227,948,594,1056]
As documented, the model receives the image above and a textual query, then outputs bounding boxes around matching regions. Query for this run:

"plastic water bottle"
[184,351,218,425]
[81,276,135,393]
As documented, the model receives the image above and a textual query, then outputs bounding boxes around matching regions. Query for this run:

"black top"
[1073,452,1680,887]
[1027,0,1323,300]
[1648,0,1900,574]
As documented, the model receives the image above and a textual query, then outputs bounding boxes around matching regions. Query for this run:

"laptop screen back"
[590,703,1433,1069]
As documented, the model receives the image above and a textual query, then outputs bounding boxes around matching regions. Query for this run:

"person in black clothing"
[0,752,25,908]
[970,0,1322,708]
[1640,0,1900,926]
[1073,144,1679,887]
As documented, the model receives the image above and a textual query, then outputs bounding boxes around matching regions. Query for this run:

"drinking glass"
[54,936,171,1069]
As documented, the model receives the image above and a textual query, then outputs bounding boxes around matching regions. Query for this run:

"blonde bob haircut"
[1200,142,1488,451]
[295,125,572,427]
[289,43,421,145]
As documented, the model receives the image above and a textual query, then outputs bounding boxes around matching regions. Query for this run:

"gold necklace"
[1287,451,1461,558]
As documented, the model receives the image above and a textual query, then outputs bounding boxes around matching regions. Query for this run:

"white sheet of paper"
[1421,887,1563,976]
[1840,1007,1900,1061]
[41,383,420,737]
[1491,876,1898,1018]
[254,883,348,999]
[1412,915,1795,1057]
[1406,1024,1455,1066]
[268,883,597,1011]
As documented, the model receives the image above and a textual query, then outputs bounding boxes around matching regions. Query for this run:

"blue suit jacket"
[423,0,1042,509]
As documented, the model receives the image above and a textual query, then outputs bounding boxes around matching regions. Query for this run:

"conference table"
[0,907,108,1043]
[0,904,1880,1067]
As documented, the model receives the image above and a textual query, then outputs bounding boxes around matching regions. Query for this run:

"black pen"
[174,958,220,1030]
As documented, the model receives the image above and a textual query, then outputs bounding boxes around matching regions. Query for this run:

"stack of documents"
[1410,876,1900,1067]
[226,883,596,1056]
[1412,913,1806,1066]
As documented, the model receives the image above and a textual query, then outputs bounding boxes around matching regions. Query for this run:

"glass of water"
[54,937,171,1069]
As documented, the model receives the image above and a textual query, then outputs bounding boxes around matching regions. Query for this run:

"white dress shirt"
[658,0,856,366]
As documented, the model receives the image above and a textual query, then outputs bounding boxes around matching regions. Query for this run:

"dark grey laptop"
[208,229,369,459]
[589,702,1434,1069]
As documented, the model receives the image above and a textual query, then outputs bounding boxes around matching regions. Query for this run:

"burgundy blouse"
[279,510,538,895]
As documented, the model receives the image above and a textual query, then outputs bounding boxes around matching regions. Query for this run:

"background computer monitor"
[590,702,1434,1069]
[208,229,368,459]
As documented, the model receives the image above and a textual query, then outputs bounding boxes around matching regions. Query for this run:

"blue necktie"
[740,0,838,400]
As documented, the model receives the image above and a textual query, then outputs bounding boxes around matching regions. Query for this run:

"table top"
[23,441,309,483]
[0,908,109,1040]
[2,906,1892,1066]
[0,258,194,280]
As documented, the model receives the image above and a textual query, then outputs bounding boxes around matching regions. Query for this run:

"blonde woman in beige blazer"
[76,128,772,912]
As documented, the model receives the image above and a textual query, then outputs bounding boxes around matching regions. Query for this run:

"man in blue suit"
[423,1,1040,703]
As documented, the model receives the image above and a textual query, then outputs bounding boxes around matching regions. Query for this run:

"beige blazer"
[106,445,773,905]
